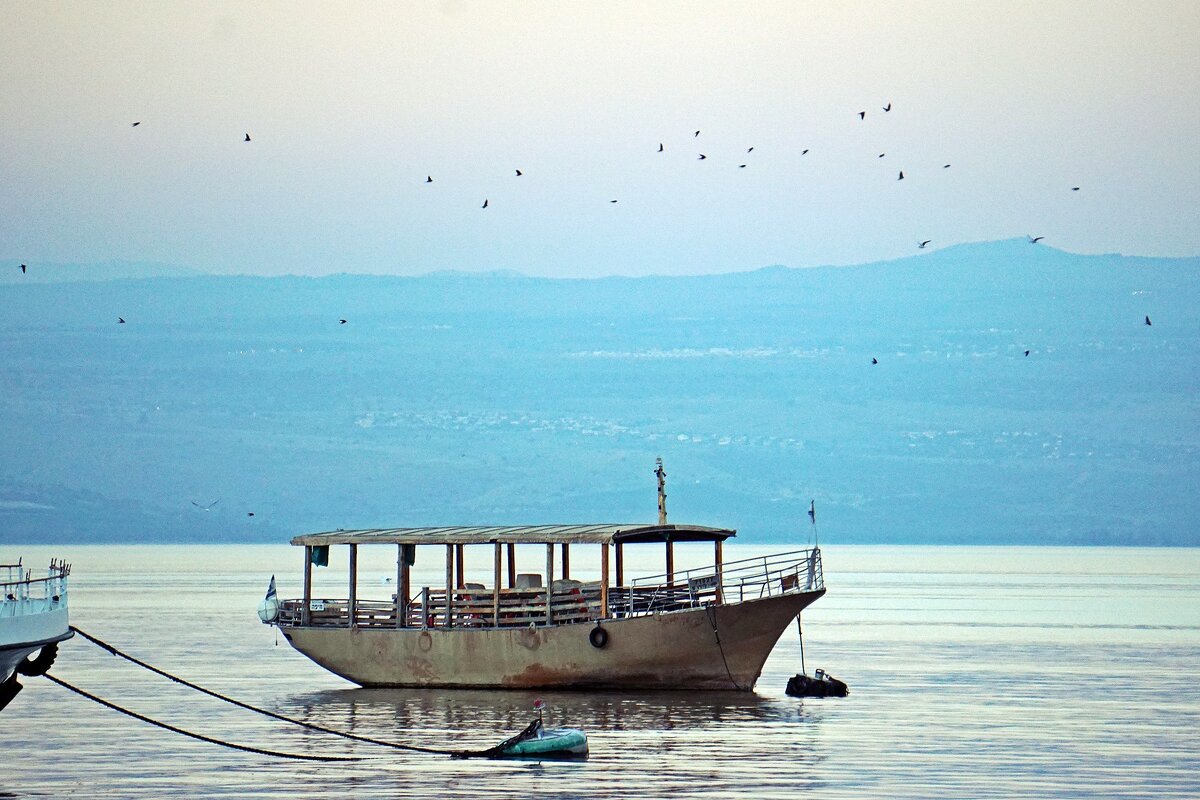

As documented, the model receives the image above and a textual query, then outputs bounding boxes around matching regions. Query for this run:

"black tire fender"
[17,643,59,677]
[588,624,608,649]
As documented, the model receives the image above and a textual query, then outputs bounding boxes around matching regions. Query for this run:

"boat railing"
[624,547,823,617]
[0,560,71,619]
[276,548,822,629]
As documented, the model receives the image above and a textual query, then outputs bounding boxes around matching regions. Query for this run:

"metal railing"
[276,548,823,629]
[0,559,71,619]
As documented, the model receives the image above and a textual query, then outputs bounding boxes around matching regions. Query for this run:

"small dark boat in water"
[785,669,848,698]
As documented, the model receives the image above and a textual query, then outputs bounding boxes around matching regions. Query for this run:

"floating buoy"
[785,669,848,698]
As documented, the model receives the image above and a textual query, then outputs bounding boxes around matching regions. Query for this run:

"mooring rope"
[67,626,496,759]
[704,606,743,691]
[42,673,361,762]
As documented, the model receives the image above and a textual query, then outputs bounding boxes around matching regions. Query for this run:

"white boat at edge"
[1,558,73,711]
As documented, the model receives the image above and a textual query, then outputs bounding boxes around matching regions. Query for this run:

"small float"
[785,668,848,698]
[483,699,588,760]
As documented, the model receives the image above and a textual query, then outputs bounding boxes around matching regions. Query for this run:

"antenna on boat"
[655,457,668,525]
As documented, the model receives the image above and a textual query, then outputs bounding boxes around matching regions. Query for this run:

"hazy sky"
[3,1,1199,277]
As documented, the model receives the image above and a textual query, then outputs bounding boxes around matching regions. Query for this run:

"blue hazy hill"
[1,240,1196,544]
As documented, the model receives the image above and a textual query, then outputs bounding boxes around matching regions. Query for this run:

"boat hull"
[282,589,824,690]
[1,608,71,684]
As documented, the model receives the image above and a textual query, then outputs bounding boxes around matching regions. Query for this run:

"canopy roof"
[291,523,736,547]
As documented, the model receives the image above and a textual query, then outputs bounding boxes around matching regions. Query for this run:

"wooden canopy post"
[397,544,411,628]
[302,545,313,626]
[665,539,675,587]
[714,539,724,604]
[544,543,554,625]
[600,542,610,619]
[444,544,454,629]
[455,544,465,588]
[506,543,516,588]
[561,543,571,580]
[492,542,502,627]
[615,542,624,587]
[348,544,358,628]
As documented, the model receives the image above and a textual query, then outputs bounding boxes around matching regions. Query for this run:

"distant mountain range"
[1,240,1197,545]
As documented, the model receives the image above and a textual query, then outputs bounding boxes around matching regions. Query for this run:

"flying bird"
[871,357,878,365]
[117,317,125,324]
[610,199,618,203]
[739,164,746,168]
[482,199,488,208]
[883,103,892,112]
[192,499,219,511]
[801,149,809,155]
[918,240,931,249]
[698,154,707,159]
[1145,315,1152,326]
[131,121,141,127]
[878,153,885,158]
[1029,236,1044,244]
[515,169,522,176]
[244,133,251,142]
[1024,350,1030,357]
[19,264,26,274]
[897,170,904,180]
[1072,187,1080,191]
[425,176,433,183]
[339,319,347,324]
[943,164,951,168]
[694,130,700,137]
[658,143,664,152]
[247,512,255,517]
[858,111,866,120]
[747,147,754,153]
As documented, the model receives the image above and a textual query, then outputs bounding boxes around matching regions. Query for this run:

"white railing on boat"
[0,560,71,620]
[276,548,822,630]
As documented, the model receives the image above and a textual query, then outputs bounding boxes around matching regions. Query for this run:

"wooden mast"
[657,457,674,585]
[348,543,358,628]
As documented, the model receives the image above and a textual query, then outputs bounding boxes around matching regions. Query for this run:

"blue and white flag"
[808,500,816,525]
[265,575,277,601]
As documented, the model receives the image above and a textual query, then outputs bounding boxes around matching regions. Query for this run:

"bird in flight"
[698,154,707,160]
[871,357,878,365]
[746,147,754,153]
[131,121,141,127]
[1145,315,1152,326]
[694,130,700,137]
[1024,350,1030,357]
[739,164,747,168]
[918,240,931,248]
[658,143,664,152]
[247,512,255,517]
[425,176,433,183]
[118,317,126,324]
[482,199,488,209]
[19,264,26,274]
[897,171,904,180]
[1029,236,1044,244]
[339,319,347,324]
[610,199,618,203]
[943,164,951,169]
[878,153,885,158]
[858,111,866,120]
[801,149,809,155]
[515,169,522,176]
[883,103,892,112]
[244,133,251,142]
[192,499,219,511]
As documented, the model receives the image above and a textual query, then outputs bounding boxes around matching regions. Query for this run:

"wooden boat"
[265,469,825,691]
[1,559,72,712]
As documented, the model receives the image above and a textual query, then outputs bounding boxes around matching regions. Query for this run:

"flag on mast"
[265,575,277,600]
[808,500,815,525]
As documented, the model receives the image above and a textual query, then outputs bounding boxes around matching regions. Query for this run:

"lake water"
[2,544,1198,798]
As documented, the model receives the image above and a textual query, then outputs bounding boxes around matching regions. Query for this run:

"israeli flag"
[265,575,277,600]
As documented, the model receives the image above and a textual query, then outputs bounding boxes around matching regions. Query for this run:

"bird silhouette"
[878,153,885,158]
[1029,236,1044,244]
[192,499,219,511]
[658,143,664,152]
[482,199,488,208]
[118,317,125,324]
[739,164,746,168]
[610,199,618,203]
[747,147,754,153]
[858,111,866,120]
[801,149,809,155]
[871,357,878,365]
[943,164,951,168]
[19,264,26,274]
[1024,350,1030,357]
[694,130,700,137]
[247,512,255,517]
[698,154,707,160]
[131,122,141,127]
[1072,187,1080,191]
[244,133,251,142]
[515,169,522,176]
[1145,316,1152,326]
[339,319,347,324]
[425,176,432,183]
[918,240,931,248]
[897,171,904,180]
[883,103,892,112]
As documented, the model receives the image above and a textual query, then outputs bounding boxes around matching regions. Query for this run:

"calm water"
[2,544,1198,798]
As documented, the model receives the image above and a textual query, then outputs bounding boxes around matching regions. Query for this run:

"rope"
[704,605,743,691]
[42,674,360,762]
[67,626,496,759]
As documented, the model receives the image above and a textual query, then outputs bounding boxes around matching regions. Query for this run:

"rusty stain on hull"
[284,589,824,691]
